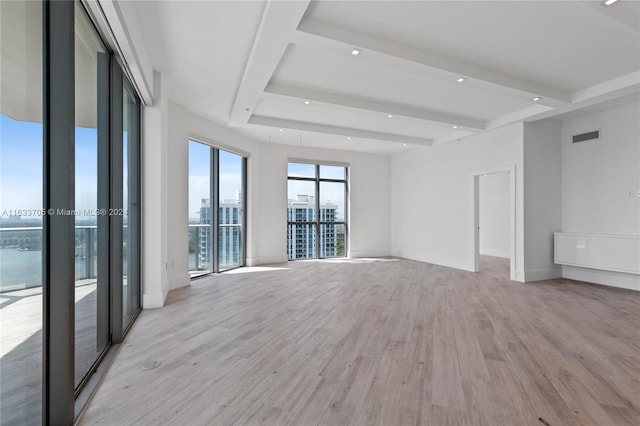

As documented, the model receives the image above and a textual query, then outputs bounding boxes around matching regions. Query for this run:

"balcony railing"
[1,223,244,290]
[0,226,119,293]
[188,223,242,275]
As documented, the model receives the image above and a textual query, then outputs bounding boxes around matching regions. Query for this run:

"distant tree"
[188,230,197,253]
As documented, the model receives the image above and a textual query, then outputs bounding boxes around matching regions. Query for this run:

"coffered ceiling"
[130,0,640,154]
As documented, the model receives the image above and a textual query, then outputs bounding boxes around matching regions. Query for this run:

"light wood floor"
[80,257,640,425]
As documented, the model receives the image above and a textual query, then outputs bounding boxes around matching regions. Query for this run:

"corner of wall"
[522,118,562,275]
[142,289,167,309]
[524,266,562,282]
[168,273,190,290]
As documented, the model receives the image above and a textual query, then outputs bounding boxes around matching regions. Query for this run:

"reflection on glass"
[122,80,140,330]
[74,2,107,389]
[188,141,211,276]
[287,162,315,178]
[0,1,43,423]
[218,150,243,271]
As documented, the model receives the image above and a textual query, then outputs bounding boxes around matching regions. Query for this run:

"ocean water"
[0,248,98,292]
[1,249,201,293]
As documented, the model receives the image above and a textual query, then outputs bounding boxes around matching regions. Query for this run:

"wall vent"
[572,130,600,143]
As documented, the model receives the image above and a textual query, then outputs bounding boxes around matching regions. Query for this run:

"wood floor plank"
[79,257,640,426]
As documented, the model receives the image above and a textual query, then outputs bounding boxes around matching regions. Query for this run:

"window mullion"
[43,1,76,423]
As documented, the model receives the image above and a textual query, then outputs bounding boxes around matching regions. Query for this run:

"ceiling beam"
[293,18,572,106]
[486,105,554,131]
[264,81,485,131]
[248,115,433,147]
[229,0,310,127]
[571,71,640,104]
[432,130,476,147]
[485,72,640,128]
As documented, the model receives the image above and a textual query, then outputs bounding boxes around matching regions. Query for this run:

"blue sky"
[1,114,43,213]
[188,140,243,220]
[1,113,127,220]
[2,116,341,223]
[287,162,346,221]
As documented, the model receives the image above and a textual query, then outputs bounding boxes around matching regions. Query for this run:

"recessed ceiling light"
[604,0,618,5]
[456,77,466,83]
[346,137,351,140]
[453,125,458,129]
[402,144,407,147]
[532,97,542,102]
[279,128,284,132]
[304,100,310,105]
[387,114,393,118]
[351,48,361,56]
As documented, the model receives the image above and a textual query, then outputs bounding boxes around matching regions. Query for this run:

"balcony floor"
[1,280,101,426]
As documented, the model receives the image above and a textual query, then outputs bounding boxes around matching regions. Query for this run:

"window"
[0,1,44,423]
[287,162,348,260]
[0,2,142,423]
[188,141,247,276]
[74,0,109,391]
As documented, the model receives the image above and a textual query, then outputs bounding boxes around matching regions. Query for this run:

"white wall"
[391,123,525,277]
[523,120,562,281]
[561,102,640,234]
[254,143,391,263]
[141,71,169,308]
[149,101,391,296]
[560,101,640,289]
[479,172,510,258]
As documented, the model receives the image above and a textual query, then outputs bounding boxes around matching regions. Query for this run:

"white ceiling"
[130,0,640,154]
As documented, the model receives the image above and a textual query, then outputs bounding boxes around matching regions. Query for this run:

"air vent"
[572,130,600,143]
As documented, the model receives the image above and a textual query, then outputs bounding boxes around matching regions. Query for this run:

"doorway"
[473,167,516,280]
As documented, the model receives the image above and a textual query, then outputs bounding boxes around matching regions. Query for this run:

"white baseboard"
[349,250,391,258]
[524,267,561,282]
[515,270,525,282]
[479,248,510,259]
[396,250,475,272]
[247,255,288,267]
[142,291,167,309]
[562,266,640,291]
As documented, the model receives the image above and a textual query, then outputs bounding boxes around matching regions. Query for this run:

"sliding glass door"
[218,150,244,271]
[121,79,140,332]
[0,1,44,423]
[73,2,109,390]
[0,1,142,423]
[188,141,246,276]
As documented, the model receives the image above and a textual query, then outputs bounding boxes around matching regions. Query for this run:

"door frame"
[473,165,516,280]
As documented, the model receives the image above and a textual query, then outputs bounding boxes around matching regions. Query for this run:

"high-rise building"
[287,194,338,259]
[198,192,242,269]
[198,198,211,269]
[219,195,242,269]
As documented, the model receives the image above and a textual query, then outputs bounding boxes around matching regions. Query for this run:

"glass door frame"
[189,139,247,277]
[37,2,142,423]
